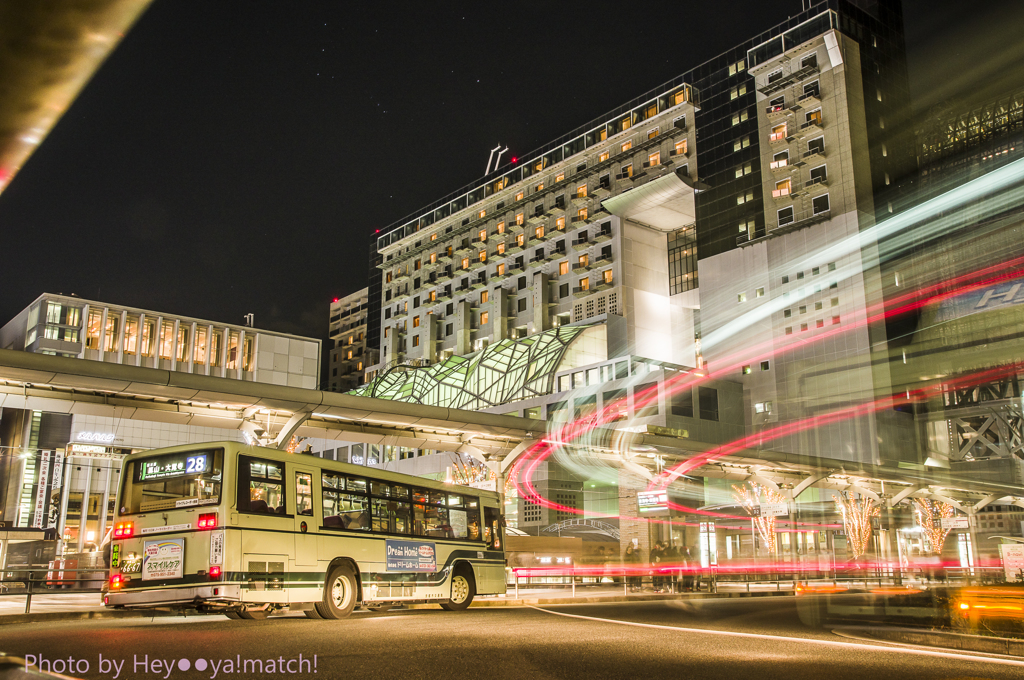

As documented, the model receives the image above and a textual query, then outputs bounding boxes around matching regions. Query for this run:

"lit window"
[357,362,362,371]
[479,250,487,262]
[497,242,506,255]
[756,287,764,297]
[430,233,438,241]
[621,140,632,153]
[429,291,436,302]
[535,226,545,240]
[347,350,353,360]
[622,164,633,178]
[479,229,487,242]
[497,263,505,275]
[478,209,486,219]
[742,365,751,375]
[773,179,792,198]
[770,123,787,142]
[481,291,489,304]
[462,258,470,269]
[603,269,613,284]
[674,139,687,155]
[413,336,420,347]
[559,261,569,275]
[738,293,747,303]
[648,151,660,166]
[536,182,544,192]
[556,173,565,182]
[579,277,590,291]
[515,192,524,201]
[516,234,525,247]
[621,116,632,130]
[673,89,688,105]
[384,327,390,338]
[599,151,610,162]
[516,213,524,225]
[430,253,437,264]
[481,312,489,325]
[497,222,505,234]
[648,128,659,140]
[578,254,589,268]
[576,184,587,198]
[413,316,420,328]
[577,208,588,221]
[556,216,566,230]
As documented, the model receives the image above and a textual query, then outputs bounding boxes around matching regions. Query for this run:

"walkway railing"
[0,568,104,614]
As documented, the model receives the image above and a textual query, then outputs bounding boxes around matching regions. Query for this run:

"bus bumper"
[105,585,242,609]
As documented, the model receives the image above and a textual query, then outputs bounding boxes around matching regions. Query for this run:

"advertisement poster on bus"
[1001,543,1024,582]
[385,540,436,572]
[142,539,185,580]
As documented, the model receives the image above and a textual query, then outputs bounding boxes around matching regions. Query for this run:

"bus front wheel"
[439,566,475,611]
[317,563,357,619]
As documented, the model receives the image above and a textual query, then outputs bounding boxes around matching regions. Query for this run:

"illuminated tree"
[912,498,956,554]
[833,493,879,559]
[733,482,787,555]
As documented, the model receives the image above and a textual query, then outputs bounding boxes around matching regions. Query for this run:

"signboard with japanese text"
[385,540,436,572]
[1000,543,1024,582]
[142,538,184,580]
[940,517,969,530]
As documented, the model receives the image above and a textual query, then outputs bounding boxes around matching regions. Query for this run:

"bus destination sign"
[385,540,437,572]
[138,453,209,481]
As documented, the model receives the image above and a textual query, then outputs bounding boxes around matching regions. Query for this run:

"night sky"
[1,0,1021,346]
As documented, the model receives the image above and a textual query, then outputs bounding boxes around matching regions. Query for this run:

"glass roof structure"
[351,324,601,410]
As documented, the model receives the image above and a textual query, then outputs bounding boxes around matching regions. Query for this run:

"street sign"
[755,502,788,517]
[940,517,969,530]
[637,491,668,514]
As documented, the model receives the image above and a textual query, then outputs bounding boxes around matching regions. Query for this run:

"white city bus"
[104,441,505,618]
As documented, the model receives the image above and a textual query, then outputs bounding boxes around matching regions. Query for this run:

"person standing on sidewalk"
[623,544,641,592]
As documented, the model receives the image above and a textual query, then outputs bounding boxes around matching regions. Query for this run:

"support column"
[78,305,89,359]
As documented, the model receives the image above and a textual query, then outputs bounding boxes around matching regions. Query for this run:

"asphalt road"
[2,597,1022,680]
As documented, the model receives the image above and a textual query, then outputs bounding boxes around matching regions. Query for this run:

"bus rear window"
[120,449,223,514]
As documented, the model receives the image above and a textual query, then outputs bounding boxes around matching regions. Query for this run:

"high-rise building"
[361,1,913,470]
[327,288,375,392]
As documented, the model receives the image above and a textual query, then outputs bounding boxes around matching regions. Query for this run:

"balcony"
[798,91,821,109]
[771,186,793,200]
[571,238,591,251]
[765,104,792,120]
[571,216,589,226]
[804,175,829,191]
[468,260,485,271]
[506,243,525,255]
[769,158,791,173]
[594,230,613,243]
[491,270,510,283]
[530,254,546,265]
[454,244,474,256]
[572,286,593,298]
[757,63,819,96]
[596,279,615,291]
[592,186,611,199]
[487,231,505,242]
[797,148,826,166]
[571,195,590,209]
[510,221,527,233]
[592,208,611,220]
[794,118,823,139]
[769,130,791,145]
[544,249,564,262]
[528,233,550,246]
[768,209,831,237]
[669,147,689,158]
[573,262,592,274]
[436,254,453,264]
[394,272,410,282]
[435,272,453,284]
[470,280,487,290]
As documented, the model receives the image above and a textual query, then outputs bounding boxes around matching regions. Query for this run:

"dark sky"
[1,0,1021,344]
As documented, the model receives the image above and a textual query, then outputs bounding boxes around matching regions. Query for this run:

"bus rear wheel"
[439,566,475,611]
[316,563,357,619]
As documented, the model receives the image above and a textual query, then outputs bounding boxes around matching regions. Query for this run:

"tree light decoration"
[912,498,956,554]
[733,482,787,555]
[833,492,879,559]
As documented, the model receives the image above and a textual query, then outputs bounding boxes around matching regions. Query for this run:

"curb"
[1,590,792,622]
[0,610,186,626]
[836,626,1024,657]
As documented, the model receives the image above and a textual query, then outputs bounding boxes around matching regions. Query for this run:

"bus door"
[293,467,318,567]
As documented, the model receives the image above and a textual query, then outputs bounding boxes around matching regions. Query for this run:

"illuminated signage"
[69,443,108,455]
[138,453,208,481]
[77,431,116,443]
[638,491,668,512]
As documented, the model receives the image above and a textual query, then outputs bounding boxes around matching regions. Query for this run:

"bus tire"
[304,607,325,619]
[238,607,267,620]
[439,565,475,611]
[224,611,243,620]
[317,563,357,619]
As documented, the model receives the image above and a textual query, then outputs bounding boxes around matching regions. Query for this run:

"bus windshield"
[119,448,223,514]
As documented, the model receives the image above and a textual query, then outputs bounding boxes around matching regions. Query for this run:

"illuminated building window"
[515,192,523,201]
[176,325,190,362]
[675,139,688,155]
[413,336,420,347]
[517,234,525,247]
[576,184,587,198]
[516,213,524,225]
[103,313,120,352]
[577,208,588,221]
[479,229,487,242]
[578,277,590,292]
[556,173,564,182]
[497,222,505,234]
[430,252,437,264]
[413,316,420,328]
[462,257,470,269]
[536,182,544,192]
[497,242,506,255]
[560,261,569,276]
[497,263,505,275]
[556,216,566,230]
[125,317,139,355]
[578,254,589,268]
[479,250,487,262]
[226,330,240,369]
[347,350,353,360]
[478,209,486,219]
[742,365,751,375]
[603,269,613,285]
[648,128,659,140]
[481,312,489,325]
[648,151,660,166]
[481,291,489,304]
[208,329,220,366]
[599,151,610,162]
[621,140,632,153]
[535,226,545,240]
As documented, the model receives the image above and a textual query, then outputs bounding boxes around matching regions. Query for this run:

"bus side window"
[295,472,313,516]
[238,456,285,514]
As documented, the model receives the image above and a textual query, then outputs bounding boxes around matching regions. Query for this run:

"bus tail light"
[113,522,133,539]
[197,513,218,529]
[110,574,125,589]
[209,566,222,579]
